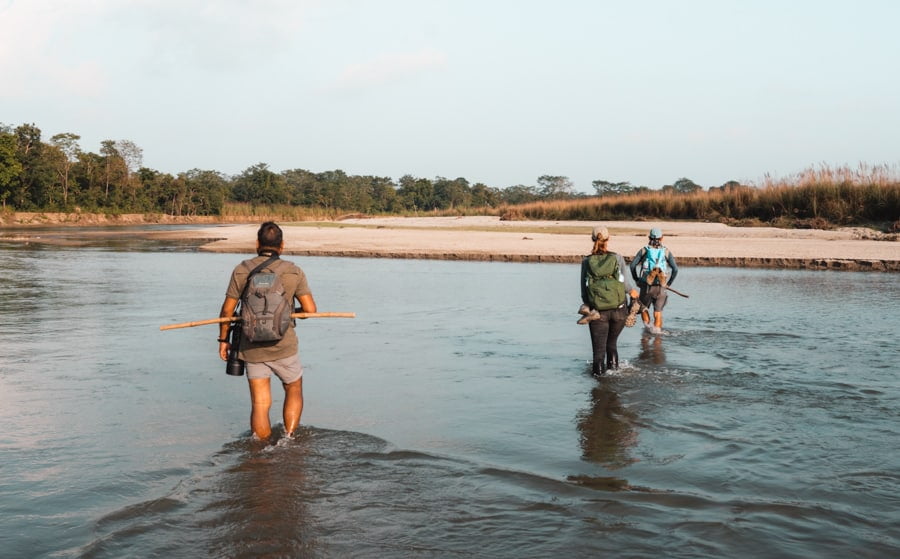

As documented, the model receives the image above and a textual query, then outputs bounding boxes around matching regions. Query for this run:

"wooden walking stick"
[646,268,689,298]
[663,285,689,298]
[160,312,356,331]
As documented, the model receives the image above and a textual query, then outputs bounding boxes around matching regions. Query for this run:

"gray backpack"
[240,256,293,343]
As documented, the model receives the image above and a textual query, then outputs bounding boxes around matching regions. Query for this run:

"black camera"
[225,319,245,376]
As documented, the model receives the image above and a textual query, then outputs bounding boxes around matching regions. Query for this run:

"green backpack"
[585,253,625,311]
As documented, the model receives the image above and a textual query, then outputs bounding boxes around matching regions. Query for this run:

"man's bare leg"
[282,378,303,437]
[248,377,273,439]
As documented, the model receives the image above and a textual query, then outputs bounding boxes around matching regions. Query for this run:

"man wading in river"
[218,222,317,440]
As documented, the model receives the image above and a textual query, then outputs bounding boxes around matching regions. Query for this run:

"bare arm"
[218,297,239,361]
[296,293,317,314]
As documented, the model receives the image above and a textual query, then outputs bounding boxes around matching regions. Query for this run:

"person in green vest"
[578,226,639,377]
[629,227,678,335]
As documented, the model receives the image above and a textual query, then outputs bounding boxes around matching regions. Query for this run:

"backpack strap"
[240,254,280,300]
[226,254,281,354]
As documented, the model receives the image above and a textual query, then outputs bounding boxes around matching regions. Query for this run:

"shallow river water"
[0,238,898,558]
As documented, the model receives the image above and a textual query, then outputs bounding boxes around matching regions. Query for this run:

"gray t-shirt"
[226,255,312,363]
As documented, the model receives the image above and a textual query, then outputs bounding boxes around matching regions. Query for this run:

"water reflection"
[576,381,639,470]
[637,332,666,365]
[6,247,899,557]
[81,428,321,558]
[203,430,319,558]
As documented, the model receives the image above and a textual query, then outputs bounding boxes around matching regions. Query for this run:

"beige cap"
[591,226,609,241]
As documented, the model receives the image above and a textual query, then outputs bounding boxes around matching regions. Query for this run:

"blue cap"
[649,228,662,239]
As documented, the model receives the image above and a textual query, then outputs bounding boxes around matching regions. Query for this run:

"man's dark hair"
[257,221,283,255]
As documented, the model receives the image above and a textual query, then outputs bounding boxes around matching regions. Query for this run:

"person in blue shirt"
[629,228,678,334]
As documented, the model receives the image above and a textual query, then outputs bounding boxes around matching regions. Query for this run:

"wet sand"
[149,216,900,271]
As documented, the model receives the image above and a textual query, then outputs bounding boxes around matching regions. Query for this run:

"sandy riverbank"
[3,213,898,270]
[142,216,900,271]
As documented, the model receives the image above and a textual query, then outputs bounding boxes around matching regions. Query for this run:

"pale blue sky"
[2,0,898,192]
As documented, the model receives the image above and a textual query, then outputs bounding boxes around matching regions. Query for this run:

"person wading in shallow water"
[630,227,678,334]
[578,226,639,377]
[218,222,317,440]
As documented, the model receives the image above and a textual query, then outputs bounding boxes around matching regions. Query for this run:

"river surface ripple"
[0,243,897,558]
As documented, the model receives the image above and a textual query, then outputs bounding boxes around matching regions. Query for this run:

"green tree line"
[3,122,895,229]
[0,122,730,217]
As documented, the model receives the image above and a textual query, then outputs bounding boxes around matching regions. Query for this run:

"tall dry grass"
[220,203,487,221]
[501,163,900,230]
[220,203,344,222]
[221,164,898,231]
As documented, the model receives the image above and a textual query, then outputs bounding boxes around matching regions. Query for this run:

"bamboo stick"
[663,285,689,298]
[160,312,356,331]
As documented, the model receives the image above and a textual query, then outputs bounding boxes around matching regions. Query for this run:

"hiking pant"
[588,306,627,375]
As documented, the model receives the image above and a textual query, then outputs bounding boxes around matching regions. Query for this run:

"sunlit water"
[0,238,897,558]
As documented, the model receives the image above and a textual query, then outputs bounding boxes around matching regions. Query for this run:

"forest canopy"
[0,122,723,217]
[2,122,896,230]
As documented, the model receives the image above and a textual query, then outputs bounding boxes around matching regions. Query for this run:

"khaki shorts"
[246,353,303,384]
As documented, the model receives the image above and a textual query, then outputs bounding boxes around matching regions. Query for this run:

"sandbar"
[149,216,900,272]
